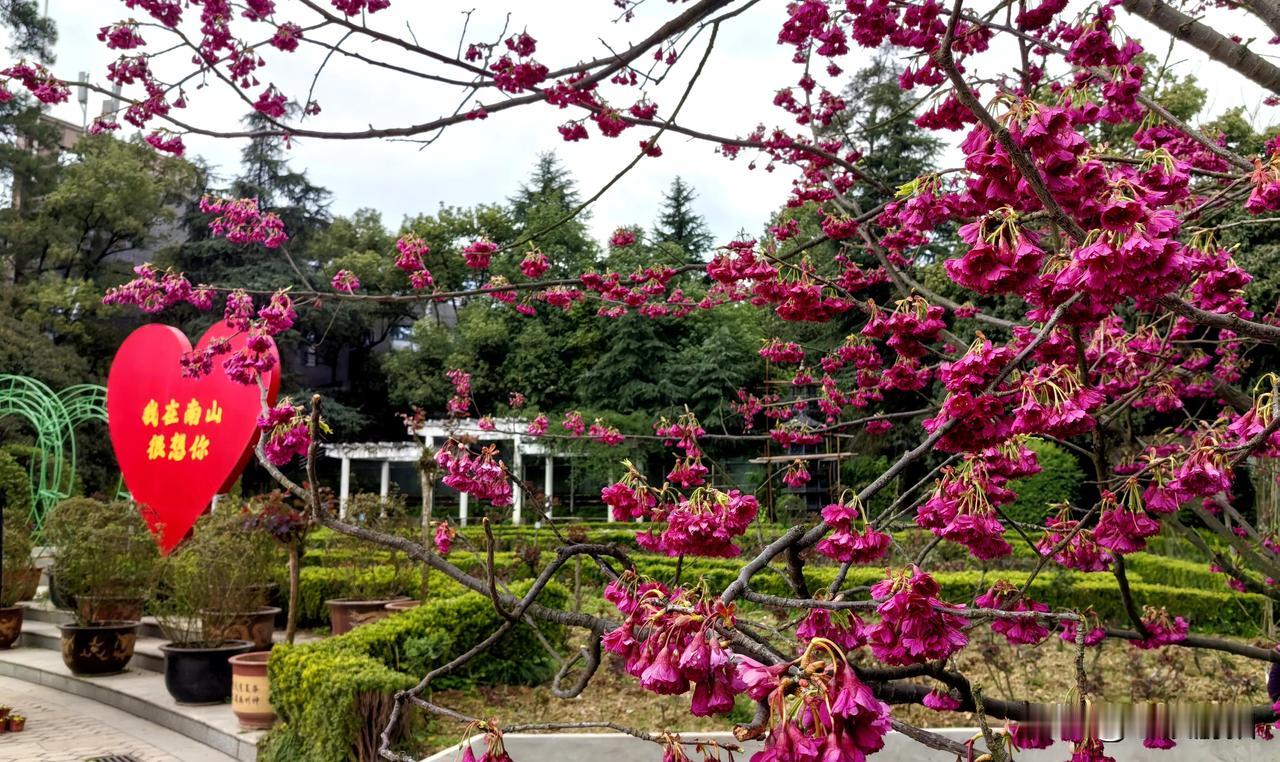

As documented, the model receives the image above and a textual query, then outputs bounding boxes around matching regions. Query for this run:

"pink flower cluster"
[1,61,70,104]
[1038,511,1111,572]
[435,442,512,507]
[445,369,472,417]
[257,401,311,466]
[635,488,759,558]
[815,499,891,565]
[974,581,1051,646]
[1131,606,1188,650]
[102,264,215,314]
[394,234,435,289]
[742,644,891,762]
[796,607,864,651]
[866,566,968,665]
[602,575,742,716]
[330,269,360,293]
[433,520,456,555]
[200,196,288,249]
[462,239,498,269]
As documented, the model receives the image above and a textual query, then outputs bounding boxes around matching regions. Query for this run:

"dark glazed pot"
[203,607,281,651]
[59,621,138,675]
[160,640,253,705]
[325,599,399,635]
[0,607,23,649]
[47,568,74,611]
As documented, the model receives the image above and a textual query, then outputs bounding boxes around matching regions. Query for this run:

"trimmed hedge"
[431,549,1268,636]
[264,580,567,762]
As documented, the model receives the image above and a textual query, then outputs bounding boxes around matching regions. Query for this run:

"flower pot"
[0,607,23,650]
[160,640,253,705]
[202,607,281,651]
[229,650,275,729]
[77,595,145,625]
[7,716,24,732]
[59,621,138,676]
[325,598,399,635]
[384,599,421,613]
[0,706,10,719]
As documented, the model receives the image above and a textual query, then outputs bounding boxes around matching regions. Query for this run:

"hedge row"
[263,580,567,762]
[430,549,1268,636]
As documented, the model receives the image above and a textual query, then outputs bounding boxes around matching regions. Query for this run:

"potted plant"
[0,508,35,649]
[154,510,255,704]
[44,498,157,676]
[195,509,282,651]
[7,714,25,732]
[324,493,413,635]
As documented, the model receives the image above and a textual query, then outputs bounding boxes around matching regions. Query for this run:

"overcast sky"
[8,1,1279,245]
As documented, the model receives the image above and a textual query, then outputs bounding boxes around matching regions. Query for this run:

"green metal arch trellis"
[0,375,108,528]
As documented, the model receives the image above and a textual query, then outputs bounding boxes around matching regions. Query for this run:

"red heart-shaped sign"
[107,322,280,554]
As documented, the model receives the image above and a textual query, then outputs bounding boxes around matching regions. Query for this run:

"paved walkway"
[0,676,237,762]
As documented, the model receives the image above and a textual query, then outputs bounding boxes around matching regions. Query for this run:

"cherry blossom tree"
[19,0,1280,759]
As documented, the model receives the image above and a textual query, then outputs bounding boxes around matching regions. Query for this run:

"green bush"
[280,565,425,627]
[1003,438,1084,525]
[264,580,567,762]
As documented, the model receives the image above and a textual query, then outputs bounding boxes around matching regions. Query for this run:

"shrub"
[1003,438,1084,525]
[264,580,567,762]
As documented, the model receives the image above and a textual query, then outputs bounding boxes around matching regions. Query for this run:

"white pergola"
[322,418,569,526]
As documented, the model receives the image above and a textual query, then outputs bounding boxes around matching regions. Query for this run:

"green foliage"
[1,497,35,606]
[283,564,424,627]
[263,581,566,762]
[154,508,280,645]
[43,498,160,621]
[1003,439,1084,525]
[651,176,713,260]
[35,135,197,280]
[1,0,57,60]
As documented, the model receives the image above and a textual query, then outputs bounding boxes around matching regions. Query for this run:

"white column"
[379,460,391,498]
[544,456,554,520]
[459,492,469,526]
[512,436,524,525]
[339,456,351,518]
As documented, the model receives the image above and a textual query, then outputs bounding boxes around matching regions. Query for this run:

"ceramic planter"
[228,650,275,729]
[59,621,138,675]
[160,640,253,704]
[202,607,281,651]
[0,607,22,650]
[76,595,145,624]
[6,716,24,732]
[384,599,421,613]
[325,598,400,635]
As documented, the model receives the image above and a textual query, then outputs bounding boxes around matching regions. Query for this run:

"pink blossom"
[330,269,360,293]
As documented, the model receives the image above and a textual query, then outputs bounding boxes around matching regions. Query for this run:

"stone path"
[0,676,237,762]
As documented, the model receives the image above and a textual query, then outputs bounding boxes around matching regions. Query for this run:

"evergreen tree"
[509,152,580,218]
[832,49,942,207]
[652,176,713,261]
[504,152,597,276]
[1,0,57,61]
